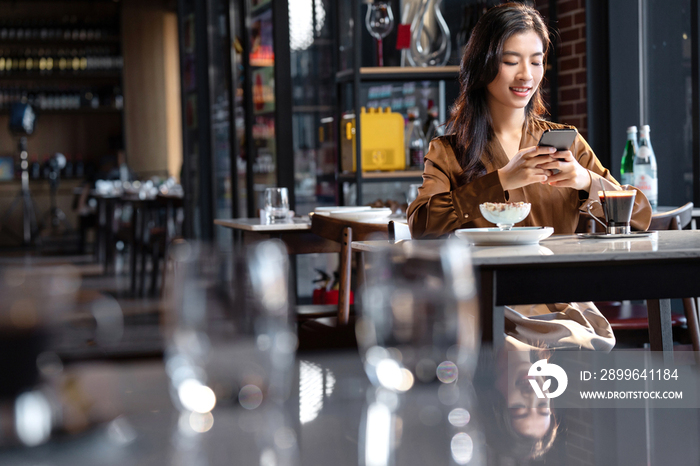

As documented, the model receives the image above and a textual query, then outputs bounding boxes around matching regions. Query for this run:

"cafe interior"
[1,0,700,464]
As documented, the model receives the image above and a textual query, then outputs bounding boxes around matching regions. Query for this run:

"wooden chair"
[595,202,700,351]
[306,213,393,325]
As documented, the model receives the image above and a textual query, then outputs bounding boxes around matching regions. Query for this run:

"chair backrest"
[649,202,694,231]
[388,220,412,242]
[310,213,391,242]
[309,213,391,324]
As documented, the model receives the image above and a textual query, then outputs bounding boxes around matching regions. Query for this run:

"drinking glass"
[587,187,637,235]
[365,2,394,66]
[357,240,480,391]
[264,187,290,223]
[406,183,421,206]
[164,239,298,463]
[0,264,81,447]
[356,241,481,465]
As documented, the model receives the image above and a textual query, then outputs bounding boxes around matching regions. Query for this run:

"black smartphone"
[537,128,578,151]
[537,128,578,174]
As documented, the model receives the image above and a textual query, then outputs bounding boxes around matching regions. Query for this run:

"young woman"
[406,3,652,351]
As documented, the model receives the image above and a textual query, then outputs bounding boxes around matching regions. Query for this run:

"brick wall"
[555,0,587,139]
[536,0,588,139]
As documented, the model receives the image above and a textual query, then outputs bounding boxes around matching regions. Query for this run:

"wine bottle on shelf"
[633,125,658,211]
[620,125,637,186]
[423,105,444,143]
[405,107,426,170]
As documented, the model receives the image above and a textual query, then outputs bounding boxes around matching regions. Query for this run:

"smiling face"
[486,30,545,115]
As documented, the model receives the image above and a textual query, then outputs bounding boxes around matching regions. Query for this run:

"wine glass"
[365,1,394,66]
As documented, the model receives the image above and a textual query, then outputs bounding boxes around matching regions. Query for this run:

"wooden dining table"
[353,230,700,359]
[214,217,340,254]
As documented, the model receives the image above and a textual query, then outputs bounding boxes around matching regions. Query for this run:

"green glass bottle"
[620,125,637,186]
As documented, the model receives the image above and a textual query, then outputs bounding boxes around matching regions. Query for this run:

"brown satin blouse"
[407,120,652,238]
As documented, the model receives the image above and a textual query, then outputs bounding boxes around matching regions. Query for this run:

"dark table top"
[1,347,699,465]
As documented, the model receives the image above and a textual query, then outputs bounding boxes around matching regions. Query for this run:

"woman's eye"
[504,61,517,66]
[532,62,542,66]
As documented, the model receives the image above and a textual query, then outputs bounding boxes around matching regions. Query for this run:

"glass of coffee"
[587,188,637,234]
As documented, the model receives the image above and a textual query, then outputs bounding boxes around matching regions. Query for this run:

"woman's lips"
[510,87,531,97]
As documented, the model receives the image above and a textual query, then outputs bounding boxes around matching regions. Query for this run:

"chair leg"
[356,251,366,291]
[150,240,160,295]
[338,226,352,325]
[682,297,700,355]
[139,240,148,296]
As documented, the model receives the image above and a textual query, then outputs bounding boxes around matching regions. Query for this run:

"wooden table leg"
[130,203,139,296]
[97,198,106,267]
[647,298,674,361]
[138,205,149,296]
[104,199,116,275]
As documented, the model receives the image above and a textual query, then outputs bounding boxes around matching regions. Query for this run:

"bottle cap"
[626,126,637,133]
[642,124,650,133]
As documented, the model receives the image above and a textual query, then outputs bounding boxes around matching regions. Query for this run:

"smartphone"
[537,128,578,151]
[537,128,578,174]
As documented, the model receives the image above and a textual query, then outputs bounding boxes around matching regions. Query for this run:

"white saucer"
[454,226,554,246]
[577,231,658,240]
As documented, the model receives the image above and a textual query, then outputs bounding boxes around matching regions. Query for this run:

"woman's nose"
[518,64,533,81]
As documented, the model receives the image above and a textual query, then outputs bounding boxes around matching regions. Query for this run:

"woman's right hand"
[497,145,558,191]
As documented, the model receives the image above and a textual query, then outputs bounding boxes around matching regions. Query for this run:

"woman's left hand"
[536,150,592,191]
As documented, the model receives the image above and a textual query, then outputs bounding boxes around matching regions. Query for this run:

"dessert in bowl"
[479,202,531,230]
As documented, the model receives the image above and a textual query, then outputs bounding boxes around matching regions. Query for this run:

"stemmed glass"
[365,1,394,66]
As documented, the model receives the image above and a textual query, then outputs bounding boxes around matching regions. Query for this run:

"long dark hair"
[446,2,550,185]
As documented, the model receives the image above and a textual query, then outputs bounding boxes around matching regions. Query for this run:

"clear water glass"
[406,183,421,205]
[264,187,290,223]
[357,240,480,391]
[163,239,298,463]
[356,240,481,465]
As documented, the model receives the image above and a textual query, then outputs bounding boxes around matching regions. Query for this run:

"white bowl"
[479,202,531,230]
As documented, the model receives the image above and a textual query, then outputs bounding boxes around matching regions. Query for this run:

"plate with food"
[454,226,554,246]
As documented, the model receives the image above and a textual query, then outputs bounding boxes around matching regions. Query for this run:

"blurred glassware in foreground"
[163,239,298,464]
[357,240,481,465]
[357,239,479,391]
[0,264,81,447]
